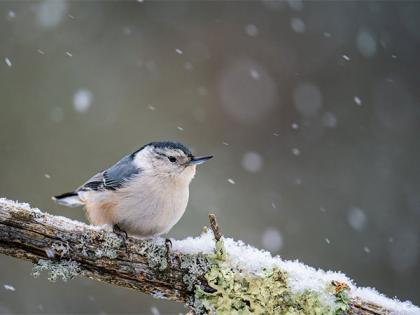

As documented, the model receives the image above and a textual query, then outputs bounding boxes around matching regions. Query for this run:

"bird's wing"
[78,155,141,192]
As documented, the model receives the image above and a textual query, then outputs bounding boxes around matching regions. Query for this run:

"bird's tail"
[52,192,84,207]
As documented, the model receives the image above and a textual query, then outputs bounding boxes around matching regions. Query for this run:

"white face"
[133,145,197,183]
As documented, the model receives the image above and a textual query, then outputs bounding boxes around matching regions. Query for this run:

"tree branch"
[0,198,418,315]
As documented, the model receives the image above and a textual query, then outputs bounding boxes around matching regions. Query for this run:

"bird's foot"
[113,224,128,252]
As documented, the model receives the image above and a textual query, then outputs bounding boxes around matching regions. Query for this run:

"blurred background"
[1,0,420,314]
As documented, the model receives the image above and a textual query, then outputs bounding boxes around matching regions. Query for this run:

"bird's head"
[132,141,212,183]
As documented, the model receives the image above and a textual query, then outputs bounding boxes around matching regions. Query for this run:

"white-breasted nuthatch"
[53,141,212,238]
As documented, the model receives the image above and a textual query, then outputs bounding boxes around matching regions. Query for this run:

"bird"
[53,141,213,239]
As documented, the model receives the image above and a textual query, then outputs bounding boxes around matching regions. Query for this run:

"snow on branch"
[0,197,418,315]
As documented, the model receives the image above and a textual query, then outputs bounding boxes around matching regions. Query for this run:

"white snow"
[261,228,283,252]
[150,306,160,315]
[245,24,258,37]
[8,11,16,19]
[175,48,183,55]
[3,284,15,291]
[241,151,263,173]
[290,17,306,34]
[0,198,99,232]
[35,0,67,28]
[347,207,367,231]
[173,230,420,314]
[354,96,362,106]
[291,123,299,129]
[249,69,260,80]
[356,30,377,58]
[342,54,351,61]
[292,148,301,156]
[37,49,45,55]
[4,57,12,67]
[227,178,235,184]
[176,126,184,131]
[65,51,73,57]
[147,105,156,111]
[73,89,93,113]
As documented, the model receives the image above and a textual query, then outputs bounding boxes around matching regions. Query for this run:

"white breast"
[113,173,190,238]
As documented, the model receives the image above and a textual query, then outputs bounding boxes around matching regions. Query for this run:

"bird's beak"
[188,155,213,165]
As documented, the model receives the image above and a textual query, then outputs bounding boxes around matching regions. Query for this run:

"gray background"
[0,1,419,314]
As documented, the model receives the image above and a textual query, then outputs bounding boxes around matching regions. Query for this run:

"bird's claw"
[165,238,172,265]
[113,224,128,252]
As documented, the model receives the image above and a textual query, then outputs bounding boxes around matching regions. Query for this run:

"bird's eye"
[168,156,177,163]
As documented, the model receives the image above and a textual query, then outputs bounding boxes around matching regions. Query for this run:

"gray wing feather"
[79,155,140,192]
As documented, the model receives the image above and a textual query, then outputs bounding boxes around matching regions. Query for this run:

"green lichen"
[94,233,123,259]
[180,253,210,291]
[144,240,169,271]
[31,259,80,282]
[191,237,334,315]
[193,264,332,315]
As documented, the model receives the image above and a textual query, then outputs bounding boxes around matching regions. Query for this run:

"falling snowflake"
[150,306,160,315]
[290,17,306,33]
[354,96,362,106]
[261,228,283,252]
[250,69,260,80]
[227,178,235,184]
[292,148,301,156]
[241,151,263,173]
[73,89,93,113]
[4,57,12,67]
[245,24,258,37]
[3,284,15,291]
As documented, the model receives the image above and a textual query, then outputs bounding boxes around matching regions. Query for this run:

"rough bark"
[0,198,412,314]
